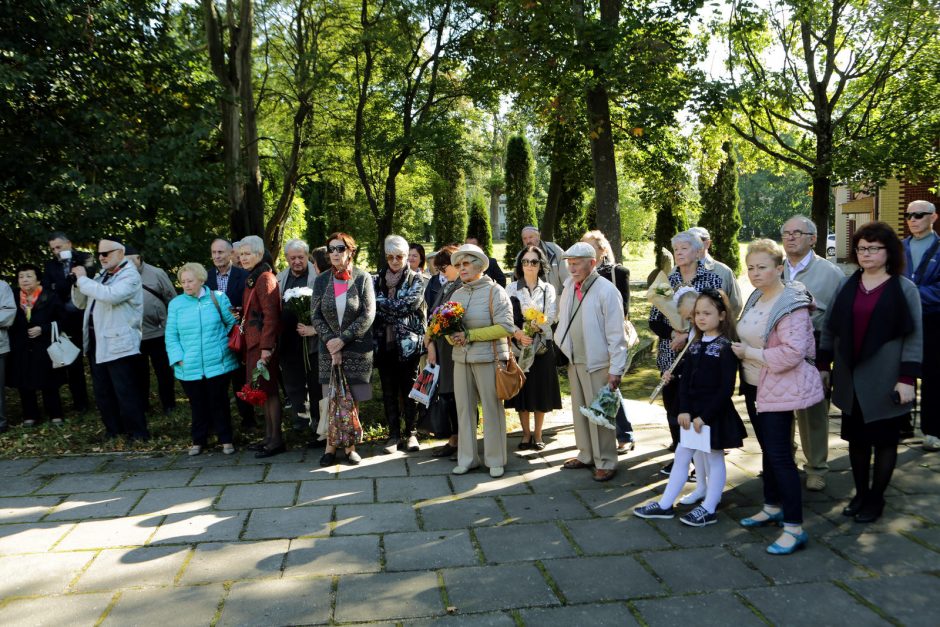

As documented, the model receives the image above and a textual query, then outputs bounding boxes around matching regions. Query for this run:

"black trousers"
[134,336,177,412]
[61,312,89,410]
[280,342,321,424]
[88,337,149,440]
[920,319,939,437]
[18,386,63,422]
[377,350,420,439]
[181,373,233,446]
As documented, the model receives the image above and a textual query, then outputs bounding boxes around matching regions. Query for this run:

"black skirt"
[841,396,907,445]
[505,349,563,412]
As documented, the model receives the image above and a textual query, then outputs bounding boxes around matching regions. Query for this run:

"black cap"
[100,236,125,247]
[124,245,139,255]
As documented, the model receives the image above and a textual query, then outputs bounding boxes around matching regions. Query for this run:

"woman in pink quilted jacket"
[731,240,824,556]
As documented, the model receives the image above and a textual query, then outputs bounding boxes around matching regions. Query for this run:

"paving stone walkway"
[0,401,938,626]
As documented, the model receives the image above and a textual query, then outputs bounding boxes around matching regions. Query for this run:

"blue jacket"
[165,287,239,381]
[903,233,940,315]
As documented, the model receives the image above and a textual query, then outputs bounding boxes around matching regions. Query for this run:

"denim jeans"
[742,382,803,524]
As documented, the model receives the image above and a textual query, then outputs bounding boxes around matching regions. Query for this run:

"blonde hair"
[581,230,614,264]
[177,262,208,284]
[746,239,784,266]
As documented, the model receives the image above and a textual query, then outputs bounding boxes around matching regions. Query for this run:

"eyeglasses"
[855,246,886,255]
[905,212,933,220]
[521,259,540,267]
[98,249,121,258]
[386,254,404,261]
[780,230,811,239]
[328,245,348,253]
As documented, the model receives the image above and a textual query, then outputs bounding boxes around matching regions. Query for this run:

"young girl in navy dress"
[635,289,746,526]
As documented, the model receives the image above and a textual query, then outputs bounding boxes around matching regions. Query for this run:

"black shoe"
[842,494,866,517]
[247,441,267,452]
[433,443,458,458]
[517,437,532,450]
[319,452,336,467]
[688,469,697,483]
[855,497,885,523]
[255,444,286,459]
[306,438,326,449]
[660,462,673,476]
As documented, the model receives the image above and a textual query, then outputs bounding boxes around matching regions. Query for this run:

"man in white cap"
[688,226,742,317]
[520,226,568,296]
[554,242,628,481]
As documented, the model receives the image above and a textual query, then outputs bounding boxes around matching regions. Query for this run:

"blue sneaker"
[634,502,675,519]
[740,508,785,527]
[680,505,717,527]
[766,528,809,555]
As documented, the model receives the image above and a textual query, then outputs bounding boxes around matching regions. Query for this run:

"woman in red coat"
[237,236,283,458]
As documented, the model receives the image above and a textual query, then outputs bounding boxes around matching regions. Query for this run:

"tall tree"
[717,0,938,255]
[466,195,493,255]
[432,160,467,248]
[503,135,537,268]
[698,142,742,273]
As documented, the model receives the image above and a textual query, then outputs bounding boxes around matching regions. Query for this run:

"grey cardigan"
[819,275,922,422]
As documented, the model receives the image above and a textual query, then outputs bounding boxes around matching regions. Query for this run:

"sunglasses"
[521,259,541,267]
[328,244,348,253]
[98,249,121,258]
[905,212,933,220]
[386,254,404,261]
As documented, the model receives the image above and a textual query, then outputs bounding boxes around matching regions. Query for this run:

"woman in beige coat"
[447,244,514,478]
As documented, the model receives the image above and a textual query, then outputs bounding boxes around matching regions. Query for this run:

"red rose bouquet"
[236,360,270,406]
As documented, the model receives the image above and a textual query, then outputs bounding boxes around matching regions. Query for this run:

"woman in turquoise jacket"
[165,262,239,455]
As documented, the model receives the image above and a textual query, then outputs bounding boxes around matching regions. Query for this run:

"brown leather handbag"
[488,286,525,400]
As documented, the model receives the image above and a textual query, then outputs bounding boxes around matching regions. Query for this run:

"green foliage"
[698,142,742,273]
[503,135,537,268]
[466,196,492,255]
[432,162,467,250]
[738,168,813,239]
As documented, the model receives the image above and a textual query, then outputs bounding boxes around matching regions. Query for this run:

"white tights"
[659,446,726,513]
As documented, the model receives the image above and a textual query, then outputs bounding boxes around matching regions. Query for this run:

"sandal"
[562,458,592,470]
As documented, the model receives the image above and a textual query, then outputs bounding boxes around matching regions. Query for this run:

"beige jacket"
[449,276,513,364]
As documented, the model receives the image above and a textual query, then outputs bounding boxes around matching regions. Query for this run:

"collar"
[785,251,813,277]
[216,264,232,276]
[107,260,129,276]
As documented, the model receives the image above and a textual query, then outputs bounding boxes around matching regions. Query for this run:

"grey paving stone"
[129,486,221,516]
[216,482,296,510]
[219,577,333,626]
[101,454,176,473]
[29,456,107,475]
[180,540,290,584]
[474,522,577,563]
[575,487,650,518]
[148,510,249,545]
[334,571,443,622]
[190,465,266,486]
[0,522,71,555]
[334,503,419,535]
[742,582,890,626]
[543,555,665,602]
[377,476,453,503]
[633,591,764,627]
[737,539,869,584]
[45,490,144,521]
[518,604,639,626]
[384,530,478,571]
[407,611,517,626]
[0,593,112,626]
[826,532,940,575]
[907,526,940,551]
[55,514,160,550]
[641,547,759,593]
[407,456,459,476]
[114,469,197,491]
[264,463,333,483]
[450,472,531,498]
[848,574,940,627]
[297,478,374,506]
[36,472,125,495]
[236,449,306,465]
[0,496,62,523]
[171,451,242,468]
[885,492,940,525]
[646,512,761,548]
[521,466,622,494]
[0,475,47,497]
[334,457,409,478]
[283,535,381,576]
[103,584,225,625]
[74,545,189,591]
[0,551,95,597]
[243,505,333,539]
[499,493,592,523]
[886,464,940,494]
[442,563,559,613]
[419,497,505,531]
[0,459,40,476]
[563,517,672,554]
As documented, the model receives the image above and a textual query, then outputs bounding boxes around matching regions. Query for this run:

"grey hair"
[581,230,614,264]
[384,235,409,256]
[284,238,309,255]
[908,200,936,213]
[671,231,704,252]
[782,214,816,235]
[469,258,487,272]
[688,226,710,241]
[238,235,265,256]
[211,238,233,251]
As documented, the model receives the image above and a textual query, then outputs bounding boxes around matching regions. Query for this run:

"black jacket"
[206,265,248,308]
[42,250,93,305]
[6,289,64,390]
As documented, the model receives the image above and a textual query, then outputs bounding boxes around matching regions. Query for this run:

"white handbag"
[47,321,81,368]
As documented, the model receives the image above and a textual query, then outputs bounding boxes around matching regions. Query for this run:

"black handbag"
[421,393,454,437]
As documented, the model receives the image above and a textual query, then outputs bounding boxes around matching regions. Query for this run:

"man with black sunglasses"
[901,200,940,451]
[71,238,148,442]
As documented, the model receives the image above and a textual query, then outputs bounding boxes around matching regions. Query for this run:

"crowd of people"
[0,200,936,557]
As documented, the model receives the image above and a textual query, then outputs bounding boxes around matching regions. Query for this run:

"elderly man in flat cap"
[554,242,628,481]
[72,237,148,441]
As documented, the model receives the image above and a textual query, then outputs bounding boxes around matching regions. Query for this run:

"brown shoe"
[592,469,616,482]
[563,458,592,470]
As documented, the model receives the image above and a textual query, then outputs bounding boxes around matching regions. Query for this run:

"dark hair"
[433,244,460,271]
[513,245,548,281]
[694,288,738,342]
[311,246,330,273]
[409,242,426,267]
[16,263,41,278]
[48,231,69,243]
[850,221,905,275]
[327,232,357,255]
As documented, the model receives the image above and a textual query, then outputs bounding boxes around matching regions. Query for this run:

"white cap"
[562,242,597,260]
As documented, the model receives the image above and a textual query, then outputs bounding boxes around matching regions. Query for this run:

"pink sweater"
[747,308,825,413]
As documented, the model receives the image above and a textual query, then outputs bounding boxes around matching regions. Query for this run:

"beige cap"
[562,242,597,260]
[451,244,490,272]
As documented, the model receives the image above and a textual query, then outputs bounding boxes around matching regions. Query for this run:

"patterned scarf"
[20,287,42,322]
[383,267,405,348]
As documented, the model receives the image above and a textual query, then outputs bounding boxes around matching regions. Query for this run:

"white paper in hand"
[679,425,711,452]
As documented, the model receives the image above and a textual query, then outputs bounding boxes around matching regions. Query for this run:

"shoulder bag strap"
[207,290,226,325]
[50,321,59,343]
[488,285,497,362]
[142,283,170,309]
[556,278,596,347]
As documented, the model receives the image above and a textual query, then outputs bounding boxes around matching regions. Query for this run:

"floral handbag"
[327,365,362,448]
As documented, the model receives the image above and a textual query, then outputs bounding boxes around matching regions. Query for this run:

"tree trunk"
[811,129,833,257]
[542,166,562,242]
[585,84,621,261]
[488,119,501,238]
[237,0,264,238]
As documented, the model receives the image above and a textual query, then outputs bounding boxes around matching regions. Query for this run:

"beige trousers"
[453,361,508,469]
[794,397,830,476]
[569,364,618,470]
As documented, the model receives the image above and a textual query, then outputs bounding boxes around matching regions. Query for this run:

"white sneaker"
[679,490,707,506]
[923,435,940,451]
[489,466,504,478]
[222,444,235,455]
[452,465,471,475]
[188,445,202,456]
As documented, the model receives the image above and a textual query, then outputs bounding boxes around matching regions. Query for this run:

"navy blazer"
[206,265,248,308]
[42,250,93,305]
